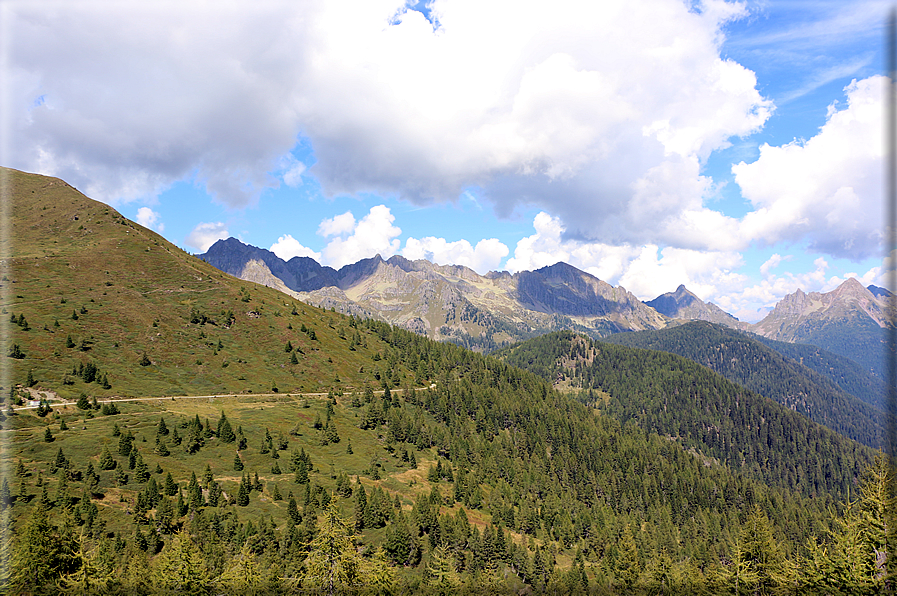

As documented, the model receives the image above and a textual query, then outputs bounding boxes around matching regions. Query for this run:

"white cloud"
[320,205,401,268]
[280,155,306,188]
[734,76,883,259]
[759,253,790,276]
[402,236,509,274]
[135,206,164,232]
[270,234,321,261]
[6,0,770,248]
[185,222,229,252]
[730,257,832,320]
[505,211,746,302]
[318,212,357,237]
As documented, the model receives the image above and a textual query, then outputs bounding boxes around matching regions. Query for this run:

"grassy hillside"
[1,168,411,400]
[601,321,885,448]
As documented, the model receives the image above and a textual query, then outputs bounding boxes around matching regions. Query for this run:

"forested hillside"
[498,331,876,499]
[752,334,887,410]
[601,321,885,448]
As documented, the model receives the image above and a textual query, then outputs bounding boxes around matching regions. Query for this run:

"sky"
[0,0,890,322]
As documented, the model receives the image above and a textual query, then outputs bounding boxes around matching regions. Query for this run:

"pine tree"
[304,498,365,595]
[154,436,170,456]
[616,523,641,589]
[218,412,236,443]
[295,459,308,484]
[354,484,367,531]
[233,453,244,471]
[0,478,10,509]
[737,504,795,594]
[99,446,116,470]
[164,472,178,496]
[325,420,340,444]
[43,427,54,443]
[287,497,301,525]
[152,530,211,593]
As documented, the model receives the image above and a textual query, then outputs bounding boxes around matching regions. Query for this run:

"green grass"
[5,392,453,539]
[1,167,417,400]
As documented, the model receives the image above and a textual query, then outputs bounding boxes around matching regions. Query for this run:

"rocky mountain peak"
[645,285,743,329]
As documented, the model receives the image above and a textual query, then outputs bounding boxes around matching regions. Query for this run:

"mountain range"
[200,238,892,376]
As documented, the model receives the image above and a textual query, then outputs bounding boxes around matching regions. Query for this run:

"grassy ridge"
[1,168,412,400]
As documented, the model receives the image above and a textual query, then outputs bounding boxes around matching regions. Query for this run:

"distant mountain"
[201,240,892,371]
[645,284,747,329]
[602,321,885,448]
[751,278,891,378]
[200,238,669,350]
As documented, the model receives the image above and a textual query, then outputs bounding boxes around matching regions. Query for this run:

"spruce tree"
[237,481,249,507]
[616,524,641,589]
[217,412,235,443]
[164,472,178,496]
[354,484,367,531]
[287,497,301,525]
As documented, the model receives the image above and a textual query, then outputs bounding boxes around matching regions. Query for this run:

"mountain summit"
[752,278,891,376]
[645,284,745,329]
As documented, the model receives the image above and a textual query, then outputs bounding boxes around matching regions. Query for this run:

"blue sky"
[1,0,889,321]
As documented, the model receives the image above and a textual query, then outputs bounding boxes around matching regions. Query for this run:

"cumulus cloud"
[734,76,883,260]
[318,212,357,237]
[135,207,164,232]
[270,234,321,261]
[402,237,509,274]
[185,222,229,252]
[319,205,401,268]
[7,0,769,247]
[733,257,831,314]
[505,212,746,302]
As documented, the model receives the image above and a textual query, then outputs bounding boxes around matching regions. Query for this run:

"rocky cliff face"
[753,277,890,340]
